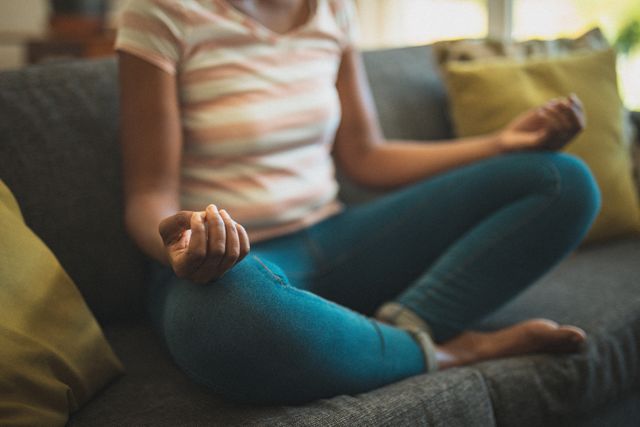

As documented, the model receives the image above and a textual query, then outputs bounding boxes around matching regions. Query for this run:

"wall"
[0,0,48,69]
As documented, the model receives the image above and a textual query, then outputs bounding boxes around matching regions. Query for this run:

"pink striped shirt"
[116,0,358,242]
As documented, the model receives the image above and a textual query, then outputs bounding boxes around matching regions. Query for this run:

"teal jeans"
[149,152,600,404]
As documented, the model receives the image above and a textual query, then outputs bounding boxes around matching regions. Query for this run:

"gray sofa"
[1,45,639,426]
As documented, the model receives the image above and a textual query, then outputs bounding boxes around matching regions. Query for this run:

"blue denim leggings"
[148,152,600,404]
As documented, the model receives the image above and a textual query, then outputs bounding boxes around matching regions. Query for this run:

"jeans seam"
[408,160,563,311]
[252,255,286,286]
[370,319,386,356]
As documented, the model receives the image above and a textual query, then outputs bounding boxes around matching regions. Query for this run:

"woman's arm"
[333,49,584,190]
[119,52,249,282]
[119,52,183,264]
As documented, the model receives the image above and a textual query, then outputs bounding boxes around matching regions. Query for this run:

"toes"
[531,318,559,329]
[560,325,587,340]
[540,325,587,354]
[505,319,587,356]
[526,318,560,331]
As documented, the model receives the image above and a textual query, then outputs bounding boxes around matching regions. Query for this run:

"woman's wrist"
[487,131,513,155]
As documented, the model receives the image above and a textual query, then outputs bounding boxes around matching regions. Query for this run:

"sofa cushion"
[443,48,640,243]
[477,237,640,426]
[361,45,453,142]
[68,322,494,427]
[0,180,123,426]
[0,59,148,322]
[68,238,640,426]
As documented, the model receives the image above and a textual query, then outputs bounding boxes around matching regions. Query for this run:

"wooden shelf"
[22,15,116,65]
[27,32,116,64]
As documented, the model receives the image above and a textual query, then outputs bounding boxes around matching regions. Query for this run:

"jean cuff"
[374,302,438,372]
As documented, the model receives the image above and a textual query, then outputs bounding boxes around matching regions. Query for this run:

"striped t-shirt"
[115,0,358,242]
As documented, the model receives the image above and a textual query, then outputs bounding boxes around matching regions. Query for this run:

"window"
[512,0,640,109]
[355,0,640,109]
[355,0,487,48]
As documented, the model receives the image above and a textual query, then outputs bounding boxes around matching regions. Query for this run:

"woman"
[116,0,600,404]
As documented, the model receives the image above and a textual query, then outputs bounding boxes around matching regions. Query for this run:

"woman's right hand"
[497,94,586,153]
[158,204,250,284]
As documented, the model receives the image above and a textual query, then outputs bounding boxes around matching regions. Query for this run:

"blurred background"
[0,0,638,108]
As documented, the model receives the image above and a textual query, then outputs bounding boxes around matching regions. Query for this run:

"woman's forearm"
[345,134,505,190]
[124,193,178,265]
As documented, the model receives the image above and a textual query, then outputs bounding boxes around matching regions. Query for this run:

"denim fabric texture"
[149,151,600,404]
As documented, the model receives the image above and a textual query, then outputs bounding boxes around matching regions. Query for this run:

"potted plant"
[614,19,640,55]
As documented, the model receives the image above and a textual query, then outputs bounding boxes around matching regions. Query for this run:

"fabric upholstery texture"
[68,323,494,427]
[0,60,148,322]
[477,238,640,426]
[443,48,640,243]
[0,181,123,426]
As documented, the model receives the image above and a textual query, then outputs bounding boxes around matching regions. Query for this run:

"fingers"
[165,203,249,284]
[568,93,587,128]
[205,204,226,260]
[538,96,586,150]
[548,100,574,131]
[550,96,585,130]
[190,205,247,283]
[182,211,207,273]
[237,222,250,262]
[158,210,194,246]
[540,103,565,134]
[189,204,226,282]
[521,129,548,148]
[217,209,240,273]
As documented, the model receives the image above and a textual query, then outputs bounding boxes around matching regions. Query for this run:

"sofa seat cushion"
[69,238,640,426]
[68,323,494,427]
[477,237,640,426]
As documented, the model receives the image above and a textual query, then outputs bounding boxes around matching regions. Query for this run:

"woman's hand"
[497,94,586,153]
[158,204,250,284]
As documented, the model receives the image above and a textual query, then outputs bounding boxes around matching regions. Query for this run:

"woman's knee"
[545,152,601,221]
[509,152,600,217]
[158,257,314,401]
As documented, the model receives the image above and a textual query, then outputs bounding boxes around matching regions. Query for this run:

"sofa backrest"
[0,46,452,323]
[0,59,147,323]
[341,45,455,203]
[363,45,453,141]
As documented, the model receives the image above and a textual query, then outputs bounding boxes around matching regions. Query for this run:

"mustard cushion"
[0,180,123,426]
[444,48,640,243]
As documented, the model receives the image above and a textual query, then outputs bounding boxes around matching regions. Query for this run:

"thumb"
[159,210,195,246]
[519,129,548,148]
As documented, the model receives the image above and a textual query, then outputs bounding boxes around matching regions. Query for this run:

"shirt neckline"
[215,0,318,41]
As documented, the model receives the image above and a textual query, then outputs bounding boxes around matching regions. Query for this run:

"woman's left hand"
[497,94,586,153]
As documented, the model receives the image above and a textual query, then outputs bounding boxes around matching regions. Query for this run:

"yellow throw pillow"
[0,180,123,426]
[443,48,640,243]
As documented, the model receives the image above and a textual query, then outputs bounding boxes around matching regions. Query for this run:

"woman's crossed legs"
[149,152,600,404]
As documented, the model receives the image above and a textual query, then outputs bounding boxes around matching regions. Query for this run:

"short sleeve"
[115,0,186,75]
[332,0,359,50]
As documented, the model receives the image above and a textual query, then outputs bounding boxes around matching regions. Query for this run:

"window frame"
[488,0,513,40]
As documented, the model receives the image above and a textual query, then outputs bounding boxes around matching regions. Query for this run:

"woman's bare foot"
[436,319,587,369]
